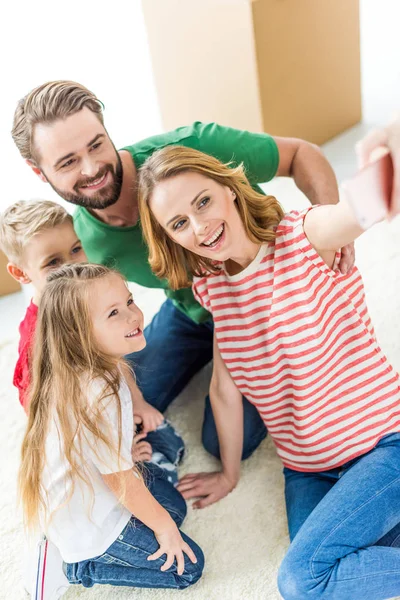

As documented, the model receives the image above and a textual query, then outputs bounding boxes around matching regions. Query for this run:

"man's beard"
[45,152,123,209]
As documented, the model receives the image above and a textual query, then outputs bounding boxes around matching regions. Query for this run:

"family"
[1,80,400,600]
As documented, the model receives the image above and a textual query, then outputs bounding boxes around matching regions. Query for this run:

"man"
[12,80,352,468]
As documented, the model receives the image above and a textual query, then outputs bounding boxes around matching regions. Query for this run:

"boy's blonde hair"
[139,145,284,290]
[0,200,72,265]
[12,80,104,165]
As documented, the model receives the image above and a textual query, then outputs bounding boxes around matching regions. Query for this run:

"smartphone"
[342,152,394,229]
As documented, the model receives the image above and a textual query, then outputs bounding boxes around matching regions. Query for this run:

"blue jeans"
[66,464,204,590]
[127,299,267,460]
[278,433,400,600]
[146,419,185,485]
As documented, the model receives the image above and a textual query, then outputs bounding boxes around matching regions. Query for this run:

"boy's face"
[18,221,87,297]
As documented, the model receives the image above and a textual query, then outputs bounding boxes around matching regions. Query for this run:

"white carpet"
[1,214,400,600]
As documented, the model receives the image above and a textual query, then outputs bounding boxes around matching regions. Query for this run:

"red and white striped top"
[193,209,400,471]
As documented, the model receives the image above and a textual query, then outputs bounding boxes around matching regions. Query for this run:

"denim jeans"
[126,299,267,460]
[66,464,204,590]
[145,419,185,485]
[278,432,400,600]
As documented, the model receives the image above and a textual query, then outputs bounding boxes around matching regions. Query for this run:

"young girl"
[138,145,400,600]
[18,262,204,594]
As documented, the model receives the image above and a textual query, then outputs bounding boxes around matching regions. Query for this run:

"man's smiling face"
[30,107,123,209]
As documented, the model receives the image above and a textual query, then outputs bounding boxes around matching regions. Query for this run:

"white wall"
[360,0,400,127]
[0,0,162,210]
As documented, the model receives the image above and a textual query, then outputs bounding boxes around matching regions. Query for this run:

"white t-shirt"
[40,376,134,563]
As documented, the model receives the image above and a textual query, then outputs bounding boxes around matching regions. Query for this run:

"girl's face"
[89,273,146,357]
[149,172,248,263]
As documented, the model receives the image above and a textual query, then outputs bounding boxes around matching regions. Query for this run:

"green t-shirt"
[73,122,279,324]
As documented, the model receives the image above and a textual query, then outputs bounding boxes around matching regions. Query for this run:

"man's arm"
[274,136,339,206]
[194,123,339,206]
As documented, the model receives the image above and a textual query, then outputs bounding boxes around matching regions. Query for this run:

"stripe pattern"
[31,536,48,600]
[193,209,400,471]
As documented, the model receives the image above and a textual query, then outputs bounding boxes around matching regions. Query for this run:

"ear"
[7,262,31,285]
[26,159,48,183]
[230,188,237,200]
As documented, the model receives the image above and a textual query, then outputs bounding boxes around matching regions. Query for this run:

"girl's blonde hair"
[139,145,284,290]
[18,263,128,529]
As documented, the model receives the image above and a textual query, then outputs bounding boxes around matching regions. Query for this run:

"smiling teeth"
[82,173,106,188]
[126,328,139,338]
[202,225,224,246]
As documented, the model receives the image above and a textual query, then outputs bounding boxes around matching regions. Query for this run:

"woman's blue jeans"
[66,464,204,590]
[279,432,400,600]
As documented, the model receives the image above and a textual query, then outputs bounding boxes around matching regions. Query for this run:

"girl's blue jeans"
[279,432,400,600]
[65,464,204,590]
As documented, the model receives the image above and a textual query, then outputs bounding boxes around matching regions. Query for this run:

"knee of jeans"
[241,426,267,460]
[201,427,221,459]
[176,544,205,588]
[174,492,188,525]
[202,427,267,461]
[164,489,187,528]
[277,552,314,600]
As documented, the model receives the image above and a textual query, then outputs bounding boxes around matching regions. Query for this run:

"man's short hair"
[0,200,73,265]
[11,80,104,165]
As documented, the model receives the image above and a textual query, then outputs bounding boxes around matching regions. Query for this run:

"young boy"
[0,200,86,409]
[0,201,180,443]
[0,200,185,598]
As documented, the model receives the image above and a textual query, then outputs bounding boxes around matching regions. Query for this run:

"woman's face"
[149,172,247,263]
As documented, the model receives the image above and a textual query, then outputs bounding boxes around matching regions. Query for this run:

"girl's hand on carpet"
[148,524,198,575]
[131,431,153,462]
[177,471,237,509]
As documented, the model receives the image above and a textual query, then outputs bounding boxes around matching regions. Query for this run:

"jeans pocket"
[95,552,132,568]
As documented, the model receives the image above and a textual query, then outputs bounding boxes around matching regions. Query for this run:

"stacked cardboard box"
[142,0,361,144]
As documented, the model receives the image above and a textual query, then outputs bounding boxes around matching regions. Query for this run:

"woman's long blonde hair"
[18,263,128,529]
[139,145,284,290]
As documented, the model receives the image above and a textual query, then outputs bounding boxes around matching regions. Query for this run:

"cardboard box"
[0,250,21,297]
[142,0,361,144]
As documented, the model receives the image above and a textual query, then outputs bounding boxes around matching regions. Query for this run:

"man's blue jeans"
[127,299,267,460]
[278,432,400,600]
[66,464,204,590]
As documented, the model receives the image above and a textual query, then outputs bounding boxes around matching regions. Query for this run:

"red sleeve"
[192,277,212,313]
[13,302,38,413]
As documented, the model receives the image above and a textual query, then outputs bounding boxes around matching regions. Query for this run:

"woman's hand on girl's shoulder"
[176,471,237,509]
[148,523,198,575]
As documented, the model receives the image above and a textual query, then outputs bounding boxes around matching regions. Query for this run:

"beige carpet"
[1,216,400,600]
